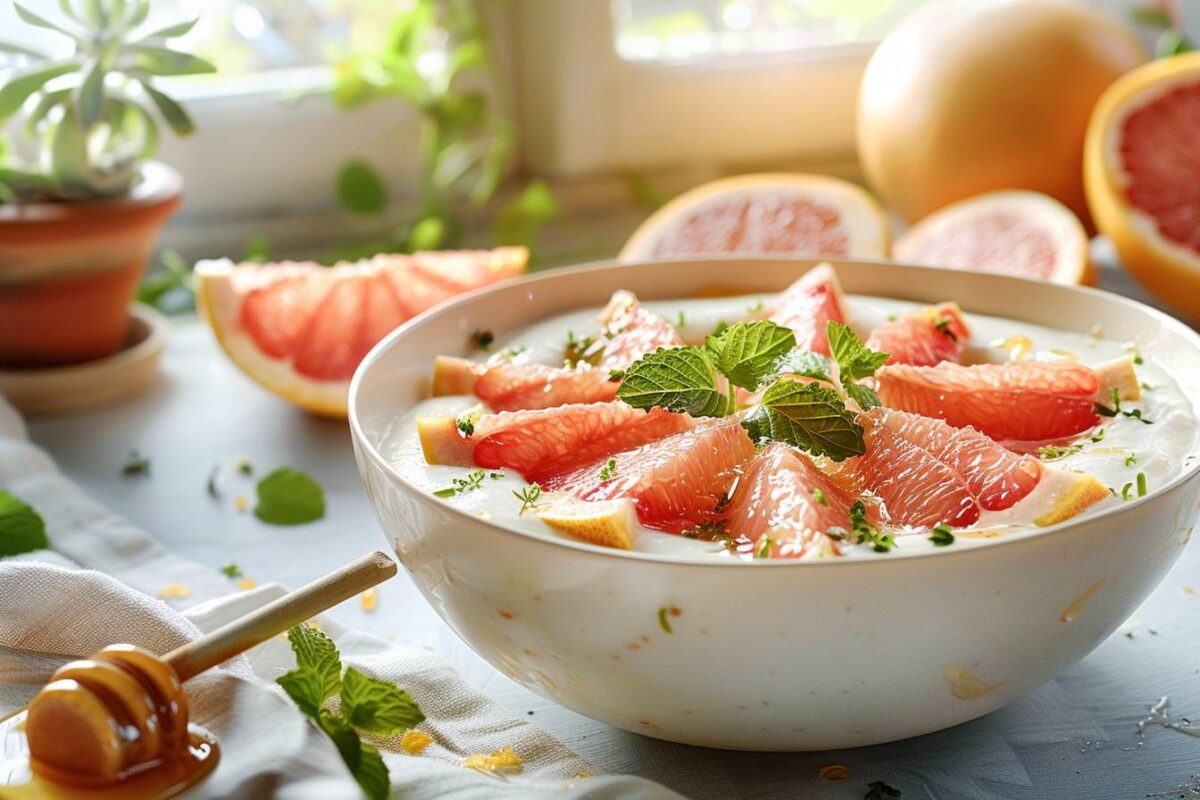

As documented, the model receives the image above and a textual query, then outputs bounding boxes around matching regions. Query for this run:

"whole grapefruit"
[856,0,1145,225]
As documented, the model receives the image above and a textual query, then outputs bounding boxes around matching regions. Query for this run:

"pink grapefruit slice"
[874,358,1139,442]
[619,174,890,261]
[768,263,848,355]
[892,191,1094,284]
[416,402,694,484]
[196,248,527,417]
[543,418,755,534]
[723,443,853,558]
[866,302,971,366]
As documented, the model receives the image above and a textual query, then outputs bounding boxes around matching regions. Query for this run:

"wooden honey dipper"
[14,551,397,790]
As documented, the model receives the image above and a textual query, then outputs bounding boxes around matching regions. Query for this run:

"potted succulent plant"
[0,1,213,367]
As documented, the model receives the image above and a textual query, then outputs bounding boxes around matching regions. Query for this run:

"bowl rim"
[349,255,1200,569]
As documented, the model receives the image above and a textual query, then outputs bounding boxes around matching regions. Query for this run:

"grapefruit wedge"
[892,191,1094,285]
[866,302,970,366]
[723,443,852,559]
[433,290,683,411]
[1085,51,1200,318]
[619,174,890,261]
[769,263,848,355]
[196,248,527,417]
[417,401,694,484]
[874,357,1140,442]
[543,418,755,534]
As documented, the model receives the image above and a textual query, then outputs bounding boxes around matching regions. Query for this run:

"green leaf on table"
[704,320,796,391]
[493,179,561,249]
[0,491,49,557]
[286,623,342,699]
[277,664,330,718]
[616,346,734,418]
[254,468,326,525]
[336,159,387,216]
[750,380,865,460]
[827,321,889,382]
[318,711,390,800]
[340,666,425,735]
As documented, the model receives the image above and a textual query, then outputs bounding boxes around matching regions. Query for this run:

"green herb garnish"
[616,346,735,417]
[599,459,617,480]
[433,469,488,499]
[513,483,542,514]
[277,625,422,800]
[470,329,494,350]
[1095,388,1153,424]
[122,450,150,477]
[565,330,600,367]
[934,317,957,341]
[849,500,893,552]
[657,607,674,634]
[1038,443,1083,461]
[0,491,48,557]
[237,460,254,476]
[456,415,475,437]
[220,563,243,578]
[1091,427,1107,444]
[828,321,890,382]
[746,299,765,314]
[812,487,828,506]
[929,524,955,547]
[1124,452,1138,467]
[1121,482,1134,500]
[676,310,687,328]
[704,319,797,391]
[254,468,326,525]
[755,536,773,559]
[1137,471,1147,498]
[865,781,902,800]
[744,381,865,460]
[206,465,221,499]
[775,349,833,383]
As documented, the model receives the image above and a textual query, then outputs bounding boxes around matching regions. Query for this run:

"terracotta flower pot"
[0,162,182,368]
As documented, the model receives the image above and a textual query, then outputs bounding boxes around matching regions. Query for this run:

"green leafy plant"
[277,625,424,800]
[0,0,214,203]
[331,0,558,253]
[1133,5,1194,56]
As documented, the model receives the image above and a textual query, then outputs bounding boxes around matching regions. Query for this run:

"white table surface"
[25,250,1200,800]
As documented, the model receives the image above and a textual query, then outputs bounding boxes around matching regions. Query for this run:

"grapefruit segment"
[875,361,1106,442]
[866,302,970,366]
[769,263,848,355]
[1085,51,1200,318]
[723,443,851,558]
[473,363,618,412]
[599,290,685,368]
[543,418,755,534]
[620,174,890,261]
[537,497,639,550]
[417,402,695,483]
[892,191,1094,285]
[195,247,527,417]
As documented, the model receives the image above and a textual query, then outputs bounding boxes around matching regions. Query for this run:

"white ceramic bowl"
[349,258,1200,751]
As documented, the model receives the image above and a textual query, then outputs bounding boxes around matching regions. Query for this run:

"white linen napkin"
[0,395,683,799]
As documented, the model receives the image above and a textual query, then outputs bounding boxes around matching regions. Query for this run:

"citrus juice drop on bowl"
[349,258,1200,751]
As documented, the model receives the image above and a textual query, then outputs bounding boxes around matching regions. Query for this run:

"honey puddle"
[0,714,219,800]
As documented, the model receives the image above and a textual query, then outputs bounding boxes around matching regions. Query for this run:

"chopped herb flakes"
[434,469,488,498]
[122,450,150,477]
[812,487,828,506]
[1137,471,1147,498]
[1091,427,1107,443]
[599,459,618,480]
[220,563,243,578]
[755,537,773,559]
[254,468,326,525]
[1038,443,1083,461]
[513,483,542,514]
[456,416,475,437]
[929,524,955,547]
[934,317,957,341]
[657,607,674,634]
[469,329,494,350]
[1121,482,1135,501]
[746,299,765,314]
[237,460,254,475]
[565,330,600,367]
[849,501,893,552]
[1095,388,1153,424]
[1125,452,1138,467]
[0,491,48,557]
[276,625,422,800]
[206,465,221,498]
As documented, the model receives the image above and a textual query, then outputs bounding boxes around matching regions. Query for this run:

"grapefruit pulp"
[866,302,970,367]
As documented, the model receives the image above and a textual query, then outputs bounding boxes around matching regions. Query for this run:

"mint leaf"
[775,349,833,383]
[0,491,48,557]
[287,624,342,701]
[277,666,328,718]
[255,468,326,525]
[755,381,865,460]
[340,667,425,734]
[827,321,889,381]
[318,710,390,800]
[616,347,733,417]
[845,382,882,410]
[704,320,796,390]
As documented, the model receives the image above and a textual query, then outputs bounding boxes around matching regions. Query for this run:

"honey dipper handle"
[164,550,397,682]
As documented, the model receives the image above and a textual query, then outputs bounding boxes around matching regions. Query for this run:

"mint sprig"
[277,625,424,800]
[704,319,796,391]
[828,321,889,381]
[747,381,865,460]
[616,346,734,417]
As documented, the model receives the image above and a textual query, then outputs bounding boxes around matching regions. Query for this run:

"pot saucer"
[0,304,169,415]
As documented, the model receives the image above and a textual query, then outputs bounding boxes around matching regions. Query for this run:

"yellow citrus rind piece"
[1035,473,1110,527]
[536,496,638,550]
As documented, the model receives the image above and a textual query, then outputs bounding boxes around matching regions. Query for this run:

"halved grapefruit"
[892,191,1094,285]
[769,263,847,355]
[543,418,755,534]
[722,443,851,559]
[416,401,694,483]
[1085,51,1200,318]
[874,357,1140,442]
[432,290,682,411]
[196,248,527,417]
[619,174,890,261]
[866,302,970,367]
